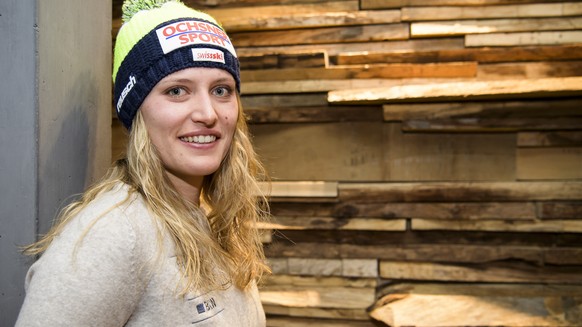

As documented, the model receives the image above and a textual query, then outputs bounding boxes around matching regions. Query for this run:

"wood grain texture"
[110,1,582,325]
[370,283,582,327]
[328,77,582,104]
[402,2,582,21]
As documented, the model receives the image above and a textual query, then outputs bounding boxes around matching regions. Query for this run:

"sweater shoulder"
[46,183,161,270]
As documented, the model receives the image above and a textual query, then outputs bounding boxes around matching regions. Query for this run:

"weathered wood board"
[327,76,582,105]
[517,147,582,180]
[370,283,582,327]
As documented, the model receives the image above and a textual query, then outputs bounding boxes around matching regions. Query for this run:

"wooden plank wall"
[112,1,582,326]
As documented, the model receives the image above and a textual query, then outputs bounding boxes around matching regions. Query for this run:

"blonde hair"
[24,97,271,294]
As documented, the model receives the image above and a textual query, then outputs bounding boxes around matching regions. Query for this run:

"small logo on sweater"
[196,297,217,314]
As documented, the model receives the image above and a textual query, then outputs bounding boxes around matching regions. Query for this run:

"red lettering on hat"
[163,26,175,37]
[176,22,188,33]
[186,21,199,31]
[179,34,190,44]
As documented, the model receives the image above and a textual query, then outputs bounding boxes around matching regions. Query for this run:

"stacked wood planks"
[112,0,582,326]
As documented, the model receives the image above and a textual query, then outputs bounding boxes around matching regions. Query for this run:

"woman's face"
[140,67,238,193]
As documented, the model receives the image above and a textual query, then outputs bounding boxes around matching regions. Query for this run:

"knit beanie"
[113,0,240,129]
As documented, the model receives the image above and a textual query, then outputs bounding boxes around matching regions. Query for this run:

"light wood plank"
[403,3,582,21]
[259,181,338,198]
[327,77,582,104]
[287,258,343,276]
[241,62,477,81]
[412,218,582,233]
[379,260,582,283]
[264,274,378,288]
[260,286,376,309]
[183,0,356,8]
[342,259,378,278]
[412,17,582,37]
[282,258,379,277]
[466,30,582,47]
[378,282,582,297]
[205,1,360,22]
[370,283,582,327]
[216,10,401,31]
[243,78,407,94]
[114,6,396,35]
[257,216,407,231]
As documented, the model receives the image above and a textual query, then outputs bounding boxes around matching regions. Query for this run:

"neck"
[166,172,204,205]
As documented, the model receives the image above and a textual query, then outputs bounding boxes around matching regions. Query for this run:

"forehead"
[159,67,235,84]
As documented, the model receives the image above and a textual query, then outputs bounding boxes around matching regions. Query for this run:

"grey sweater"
[16,184,266,326]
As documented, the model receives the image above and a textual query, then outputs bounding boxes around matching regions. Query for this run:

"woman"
[16,0,270,325]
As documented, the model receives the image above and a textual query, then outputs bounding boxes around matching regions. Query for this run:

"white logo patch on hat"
[192,48,225,64]
[156,20,237,57]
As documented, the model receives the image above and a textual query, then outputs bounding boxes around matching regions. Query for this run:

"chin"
[188,163,222,177]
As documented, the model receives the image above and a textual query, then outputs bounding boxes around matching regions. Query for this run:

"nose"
[189,92,217,126]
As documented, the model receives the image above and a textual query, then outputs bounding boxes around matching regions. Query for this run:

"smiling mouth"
[180,135,217,144]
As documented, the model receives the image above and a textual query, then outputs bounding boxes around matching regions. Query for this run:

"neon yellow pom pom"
[113,0,222,80]
[122,0,182,23]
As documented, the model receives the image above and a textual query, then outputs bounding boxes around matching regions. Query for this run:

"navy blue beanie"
[113,1,240,129]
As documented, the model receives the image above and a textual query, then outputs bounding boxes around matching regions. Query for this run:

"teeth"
[181,135,216,144]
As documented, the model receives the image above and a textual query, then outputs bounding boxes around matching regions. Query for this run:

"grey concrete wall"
[37,0,112,235]
[0,0,39,324]
[0,0,111,325]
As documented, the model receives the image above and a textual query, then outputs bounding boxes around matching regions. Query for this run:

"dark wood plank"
[335,44,582,65]
[265,242,569,264]
[383,98,582,121]
[361,0,567,9]
[518,131,582,147]
[402,117,582,132]
[231,24,409,47]
[338,181,582,202]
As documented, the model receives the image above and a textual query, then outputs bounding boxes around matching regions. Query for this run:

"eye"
[212,86,231,98]
[166,87,186,98]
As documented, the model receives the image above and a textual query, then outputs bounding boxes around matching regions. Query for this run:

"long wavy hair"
[24,96,271,294]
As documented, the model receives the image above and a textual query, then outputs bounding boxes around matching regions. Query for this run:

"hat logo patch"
[156,20,237,57]
[192,48,225,64]
[116,75,136,112]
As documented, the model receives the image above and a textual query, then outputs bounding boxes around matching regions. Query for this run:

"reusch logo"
[116,75,136,112]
